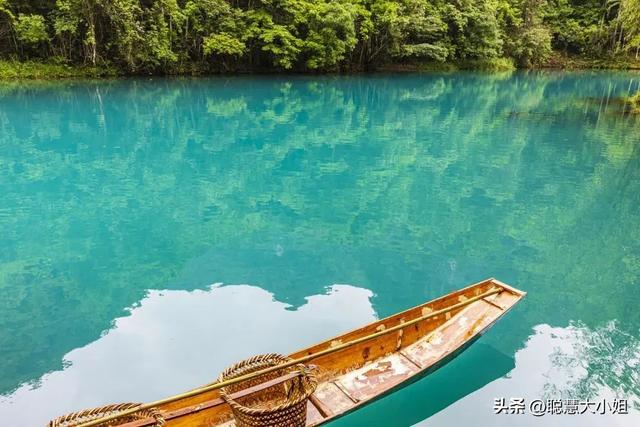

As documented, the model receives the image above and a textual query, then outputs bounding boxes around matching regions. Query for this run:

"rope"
[71,286,502,427]
[218,353,317,418]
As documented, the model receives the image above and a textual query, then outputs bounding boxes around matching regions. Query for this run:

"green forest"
[1,0,640,74]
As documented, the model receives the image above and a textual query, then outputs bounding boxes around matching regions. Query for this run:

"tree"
[444,0,504,60]
[14,13,49,57]
[510,0,552,67]
[103,0,146,70]
[0,0,16,53]
[54,0,103,65]
[300,0,358,70]
[203,32,246,70]
[544,0,606,55]
[395,0,450,62]
[0,0,637,72]
[620,0,640,57]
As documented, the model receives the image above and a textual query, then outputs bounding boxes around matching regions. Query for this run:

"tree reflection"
[0,73,639,402]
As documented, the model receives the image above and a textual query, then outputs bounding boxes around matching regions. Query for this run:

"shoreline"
[2,56,640,81]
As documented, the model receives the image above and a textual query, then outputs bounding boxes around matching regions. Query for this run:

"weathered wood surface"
[113,278,526,427]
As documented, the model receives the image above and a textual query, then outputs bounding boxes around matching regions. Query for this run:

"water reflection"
[0,284,376,426]
[417,323,640,426]
[1,72,640,425]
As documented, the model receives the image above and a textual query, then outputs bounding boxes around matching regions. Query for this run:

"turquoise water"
[0,72,639,426]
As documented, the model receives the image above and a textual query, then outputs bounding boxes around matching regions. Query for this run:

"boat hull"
[60,278,526,427]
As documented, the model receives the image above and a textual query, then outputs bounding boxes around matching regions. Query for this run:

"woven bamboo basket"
[218,353,317,427]
[47,402,165,427]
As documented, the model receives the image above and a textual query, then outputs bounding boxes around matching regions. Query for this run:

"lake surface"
[0,72,639,426]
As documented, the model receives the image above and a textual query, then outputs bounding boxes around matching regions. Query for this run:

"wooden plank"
[335,353,420,402]
[312,382,355,415]
[332,380,360,404]
[482,297,505,311]
[491,278,527,296]
[398,350,423,369]
[306,401,325,424]
[402,300,500,368]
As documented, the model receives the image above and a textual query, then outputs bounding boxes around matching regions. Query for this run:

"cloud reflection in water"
[0,284,376,427]
[421,322,640,427]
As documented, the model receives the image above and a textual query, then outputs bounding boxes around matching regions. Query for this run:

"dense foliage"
[0,0,639,73]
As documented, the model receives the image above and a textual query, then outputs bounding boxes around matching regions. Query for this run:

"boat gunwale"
[290,277,502,357]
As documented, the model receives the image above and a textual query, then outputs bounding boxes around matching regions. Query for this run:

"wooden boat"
[53,278,525,427]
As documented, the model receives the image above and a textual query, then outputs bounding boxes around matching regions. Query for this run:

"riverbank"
[2,54,640,81]
[380,54,640,72]
[0,61,117,80]
[0,59,512,79]
[544,53,640,70]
